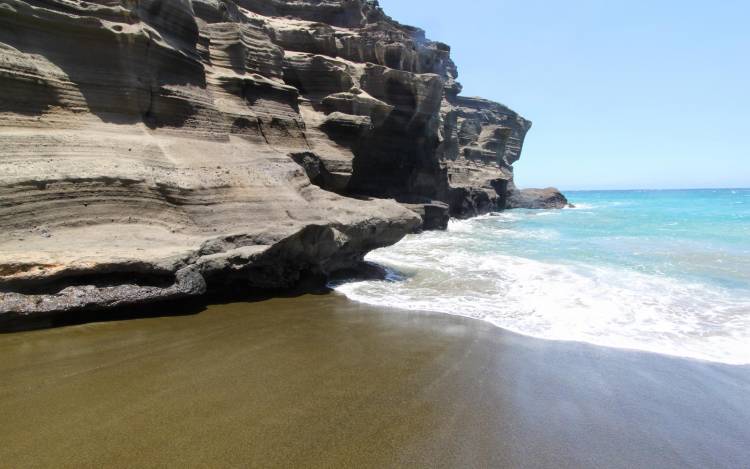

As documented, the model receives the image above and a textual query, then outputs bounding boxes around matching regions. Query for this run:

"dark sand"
[1,294,749,468]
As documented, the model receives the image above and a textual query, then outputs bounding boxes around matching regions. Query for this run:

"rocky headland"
[0,0,566,320]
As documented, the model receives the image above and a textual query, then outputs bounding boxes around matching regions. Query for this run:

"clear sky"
[379,0,749,190]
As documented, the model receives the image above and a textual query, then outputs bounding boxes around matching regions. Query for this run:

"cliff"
[0,0,564,320]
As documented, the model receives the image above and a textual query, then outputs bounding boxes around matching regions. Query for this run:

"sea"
[335,189,750,365]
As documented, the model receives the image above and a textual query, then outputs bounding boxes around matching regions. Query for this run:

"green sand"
[1,294,749,468]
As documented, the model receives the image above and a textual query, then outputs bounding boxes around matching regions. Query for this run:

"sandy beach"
[1,294,748,468]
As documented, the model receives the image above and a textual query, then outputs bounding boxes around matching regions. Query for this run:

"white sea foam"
[335,221,750,365]
[446,219,476,233]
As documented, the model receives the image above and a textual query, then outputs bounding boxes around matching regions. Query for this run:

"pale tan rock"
[0,0,559,320]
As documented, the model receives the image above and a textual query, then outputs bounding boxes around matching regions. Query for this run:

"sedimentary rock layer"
[0,0,560,318]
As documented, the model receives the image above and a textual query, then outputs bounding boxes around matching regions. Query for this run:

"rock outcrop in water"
[0,0,562,320]
[506,186,569,209]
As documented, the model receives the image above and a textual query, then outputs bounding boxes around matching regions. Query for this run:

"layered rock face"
[0,0,561,319]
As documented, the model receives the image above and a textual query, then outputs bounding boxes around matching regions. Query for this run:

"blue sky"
[379,0,749,190]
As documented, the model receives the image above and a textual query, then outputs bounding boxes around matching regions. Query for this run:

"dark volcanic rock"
[400,201,451,232]
[0,0,561,319]
[506,187,570,209]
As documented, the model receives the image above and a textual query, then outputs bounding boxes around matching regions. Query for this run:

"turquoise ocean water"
[336,189,750,364]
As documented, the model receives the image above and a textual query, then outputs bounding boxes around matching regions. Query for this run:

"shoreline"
[2,293,749,468]
[4,284,744,367]
[333,292,750,367]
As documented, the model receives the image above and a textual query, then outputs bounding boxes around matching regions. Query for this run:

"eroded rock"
[506,187,570,209]
[0,0,560,320]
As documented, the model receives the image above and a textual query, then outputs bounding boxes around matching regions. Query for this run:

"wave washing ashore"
[336,189,750,365]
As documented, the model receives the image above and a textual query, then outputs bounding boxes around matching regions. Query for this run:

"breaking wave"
[335,190,750,365]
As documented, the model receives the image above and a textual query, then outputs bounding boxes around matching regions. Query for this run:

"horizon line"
[557,186,750,192]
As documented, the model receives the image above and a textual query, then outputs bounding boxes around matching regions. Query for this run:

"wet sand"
[1,294,749,468]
